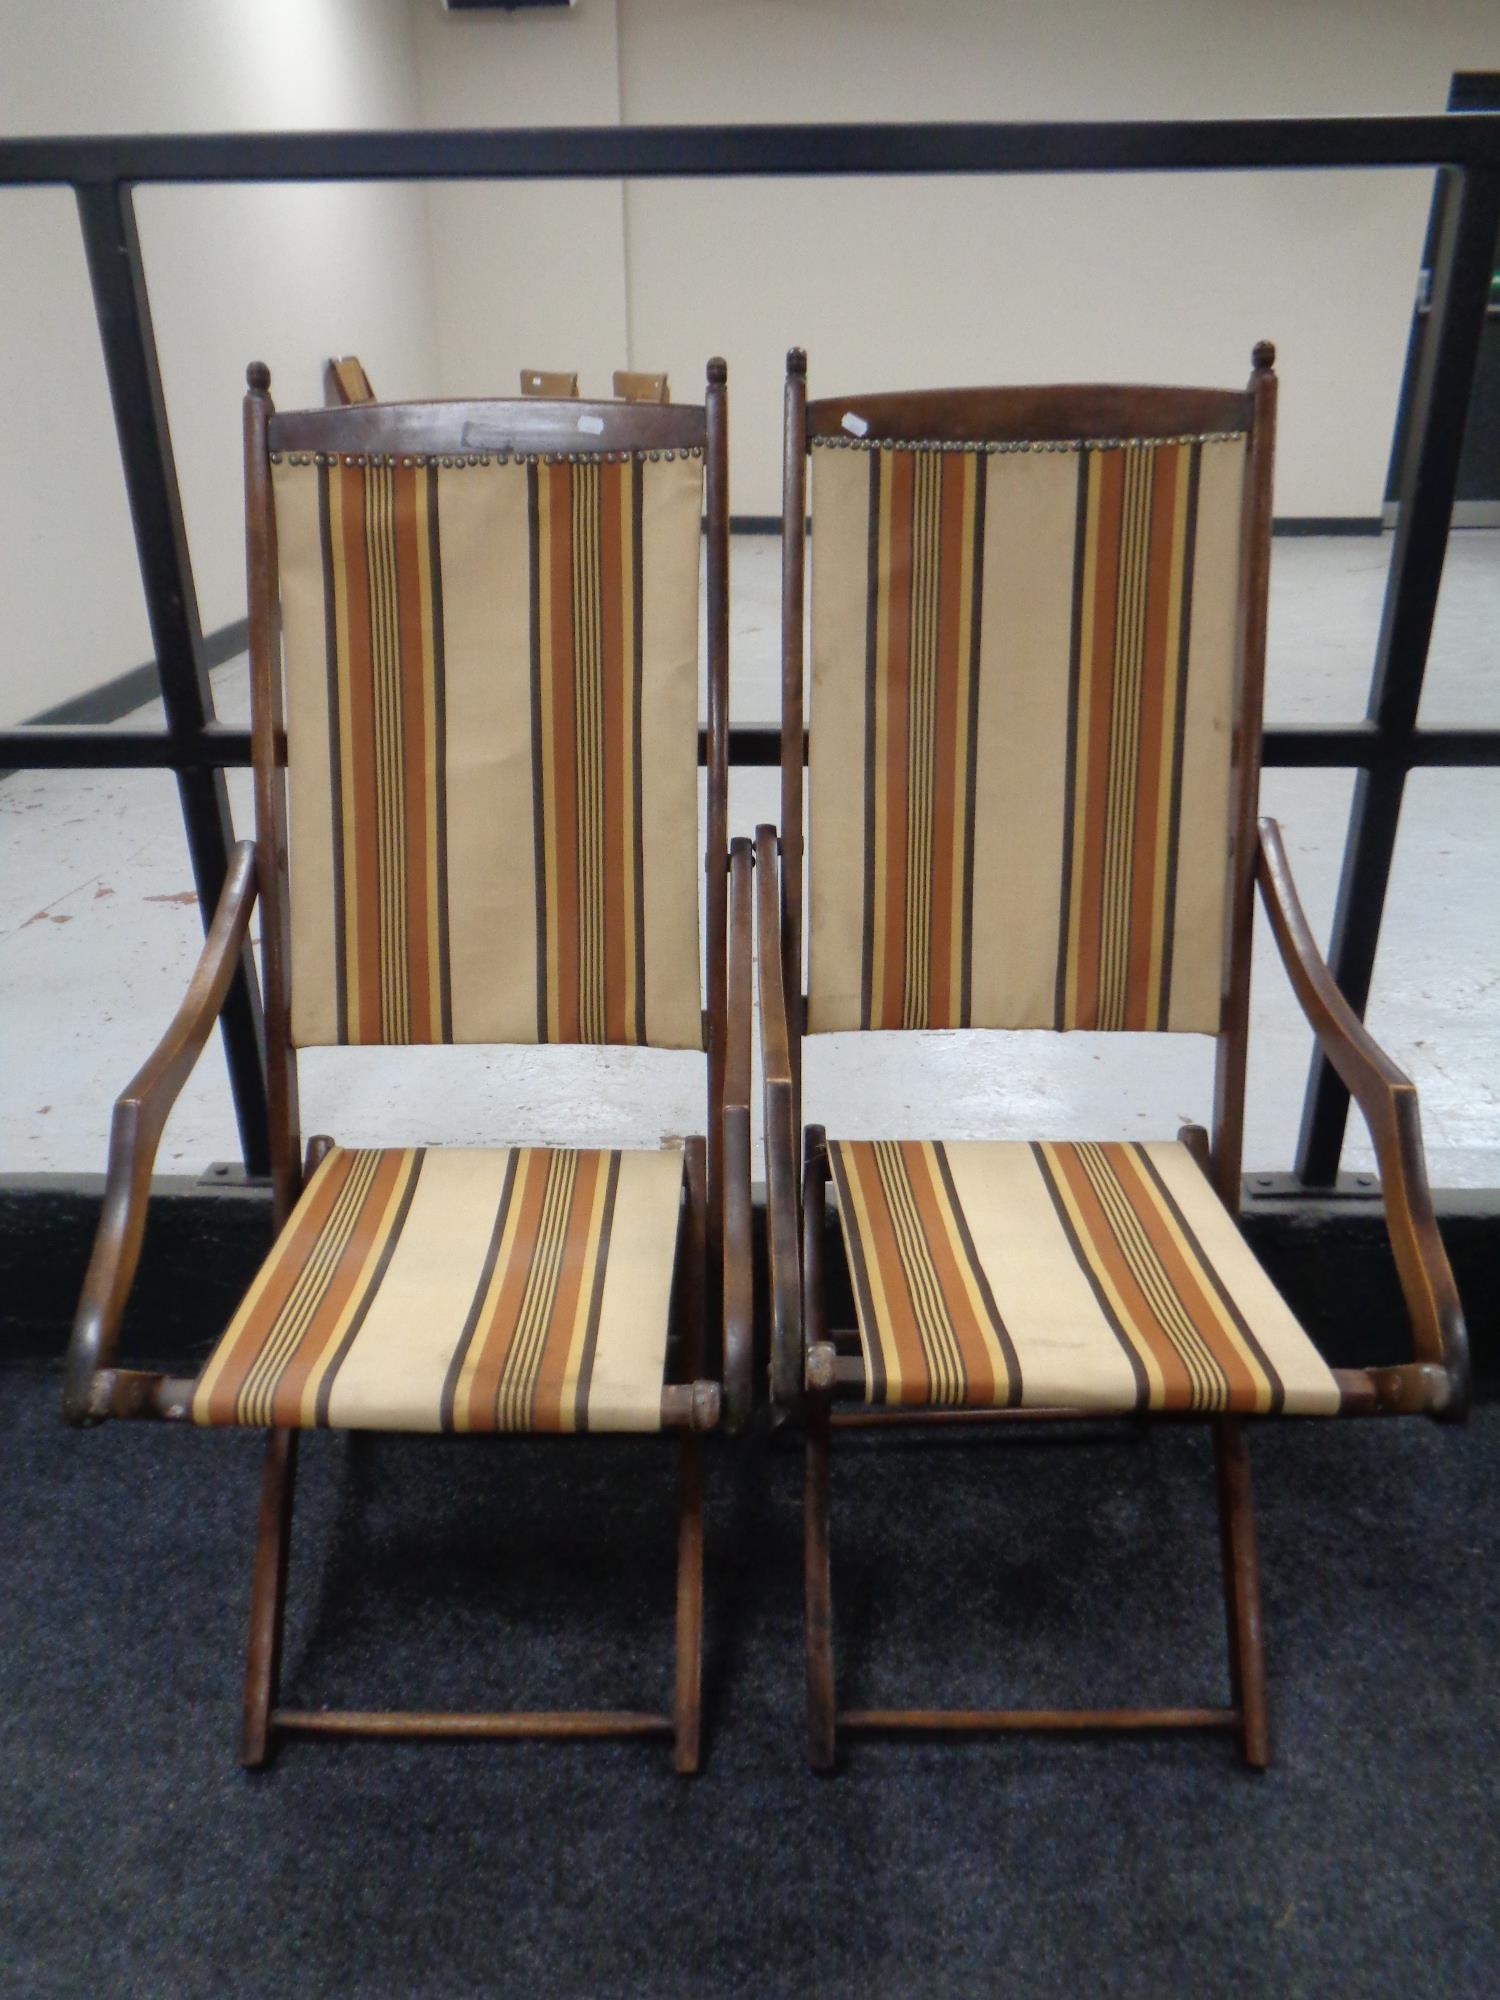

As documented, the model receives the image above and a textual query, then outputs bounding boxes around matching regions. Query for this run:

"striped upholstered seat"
[829,1138,1338,1416]
[194,1144,685,1432]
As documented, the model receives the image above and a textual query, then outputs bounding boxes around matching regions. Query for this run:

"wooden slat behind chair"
[614,370,670,404]
[759,344,1469,1772]
[520,368,579,397]
[323,355,375,405]
[66,364,752,1775]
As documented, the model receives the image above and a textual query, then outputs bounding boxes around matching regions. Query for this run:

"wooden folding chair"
[521,369,579,397]
[67,360,752,1774]
[614,371,670,405]
[758,344,1469,1770]
[323,354,375,405]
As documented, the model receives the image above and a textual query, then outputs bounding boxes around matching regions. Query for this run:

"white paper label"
[577,413,605,435]
[841,411,870,437]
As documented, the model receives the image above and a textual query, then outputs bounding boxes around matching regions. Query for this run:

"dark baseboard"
[1272,517,1383,537]
[3,1173,1495,1391]
[16,619,251,731]
[726,515,1383,539]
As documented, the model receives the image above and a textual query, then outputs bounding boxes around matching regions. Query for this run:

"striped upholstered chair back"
[790,358,1274,1048]
[253,390,716,1058]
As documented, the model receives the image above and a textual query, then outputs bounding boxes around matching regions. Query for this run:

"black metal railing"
[2,119,1498,1186]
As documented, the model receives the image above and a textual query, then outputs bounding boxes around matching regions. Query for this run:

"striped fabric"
[273,451,702,1049]
[193,1144,685,1432]
[830,1138,1339,1416]
[806,435,1246,1034]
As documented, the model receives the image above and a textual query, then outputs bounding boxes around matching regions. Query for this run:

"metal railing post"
[73,178,270,1174]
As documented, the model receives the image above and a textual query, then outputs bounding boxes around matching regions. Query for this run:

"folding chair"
[758,343,1468,1769]
[68,360,752,1773]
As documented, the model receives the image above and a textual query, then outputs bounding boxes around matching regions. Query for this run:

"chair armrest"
[721,836,756,1431]
[754,822,805,1416]
[1256,818,1469,1415]
[65,842,260,1425]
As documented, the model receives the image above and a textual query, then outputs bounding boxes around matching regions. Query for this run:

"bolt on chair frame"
[66,364,753,1772]
[757,344,1469,1770]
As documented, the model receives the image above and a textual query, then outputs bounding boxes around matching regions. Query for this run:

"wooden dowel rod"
[838,1707,1238,1733]
[272,1709,674,1740]
[832,1405,1102,1429]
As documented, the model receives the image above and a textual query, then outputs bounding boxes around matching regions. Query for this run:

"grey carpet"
[3,1363,1497,1999]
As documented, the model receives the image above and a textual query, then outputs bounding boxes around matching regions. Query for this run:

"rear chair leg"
[806,1399,836,1771]
[1214,1417,1270,1769]
[241,1426,297,1769]
[673,1431,705,1774]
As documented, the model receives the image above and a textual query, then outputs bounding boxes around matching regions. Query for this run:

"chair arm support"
[721,837,756,1431]
[65,842,260,1425]
[1256,818,1469,1414]
[755,822,805,1417]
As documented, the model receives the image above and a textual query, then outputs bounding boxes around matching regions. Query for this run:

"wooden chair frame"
[614,370,670,405]
[758,344,1469,1770]
[520,368,579,398]
[67,363,753,1774]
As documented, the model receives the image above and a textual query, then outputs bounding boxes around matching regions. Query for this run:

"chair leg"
[1213,1417,1270,1770]
[240,1426,297,1770]
[672,1431,705,1775]
[806,1399,836,1771]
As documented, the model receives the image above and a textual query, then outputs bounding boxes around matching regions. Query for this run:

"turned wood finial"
[787,347,807,378]
[707,355,727,386]
[1251,340,1276,373]
[246,360,271,394]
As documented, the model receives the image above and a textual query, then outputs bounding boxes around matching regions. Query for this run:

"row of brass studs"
[269,447,704,468]
[810,430,1247,453]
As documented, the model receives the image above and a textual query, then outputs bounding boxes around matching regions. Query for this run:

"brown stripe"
[438,1150,520,1431]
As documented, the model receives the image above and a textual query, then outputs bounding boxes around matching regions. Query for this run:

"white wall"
[0,0,439,726]
[615,0,1500,519]
[410,0,630,405]
[404,0,1500,518]
[5,0,1500,725]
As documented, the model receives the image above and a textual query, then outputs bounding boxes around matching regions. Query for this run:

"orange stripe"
[525,1151,606,1427]
[462,1150,553,1425]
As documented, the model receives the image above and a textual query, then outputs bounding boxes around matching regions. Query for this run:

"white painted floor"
[3,533,1497,1185]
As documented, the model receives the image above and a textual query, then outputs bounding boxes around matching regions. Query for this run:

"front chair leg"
[672,1431,705,1774]
[241,1426,297,1769]
[805,1398,836,1771]
[1213,1417,1270,1770]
